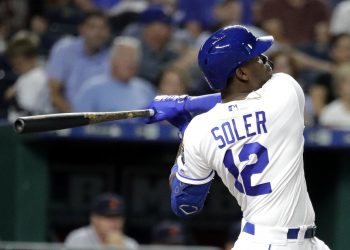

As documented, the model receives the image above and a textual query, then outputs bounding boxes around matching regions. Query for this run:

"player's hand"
[145,95,189,124]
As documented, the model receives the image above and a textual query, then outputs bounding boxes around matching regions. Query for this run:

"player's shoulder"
[184,109,216,140]
[269,72,298,84]
[262,73,303,93]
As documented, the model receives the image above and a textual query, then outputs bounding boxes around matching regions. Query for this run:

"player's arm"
[144,96,216,217]
[169,144,213,218]
[168,114,215,218]
[144,94,221,124]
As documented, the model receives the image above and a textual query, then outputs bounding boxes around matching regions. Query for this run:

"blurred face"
[159,71,187,95]
[214,1,242,25]
[185,21,202,38]
[111,45,138,82]
[331,36,350,64]
[10,55,35,74]
[91,215,124,242]
[314,22,329,43]
[30,16,48,34]
[80,16,110,52]
[144,22,171,48]
[272,54,293,75]
[240,54,273,90]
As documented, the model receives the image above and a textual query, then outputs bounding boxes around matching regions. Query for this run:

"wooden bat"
[14,109,155,134]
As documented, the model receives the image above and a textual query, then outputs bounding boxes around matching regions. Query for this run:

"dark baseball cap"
[90,193,125,217]
[152,220,186,245]
[139,5,172,25]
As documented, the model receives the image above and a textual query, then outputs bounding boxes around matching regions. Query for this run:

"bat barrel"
[14,113,90,134]
[14,118,25,134]
[13,109,155,134]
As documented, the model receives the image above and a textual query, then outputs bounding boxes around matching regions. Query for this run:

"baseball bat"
[14,109,155,134]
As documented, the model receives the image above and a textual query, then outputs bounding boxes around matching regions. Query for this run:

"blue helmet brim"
[227,35,274,79]
[249,35,274,60]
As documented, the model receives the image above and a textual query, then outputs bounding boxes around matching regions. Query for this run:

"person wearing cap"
[64,193,139,249]
[144,25,330,249]
[151,220,186,245]
[129,5,179,84]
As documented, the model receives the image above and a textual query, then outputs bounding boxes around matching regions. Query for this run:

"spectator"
[151,220,186,245]
[172,19,209,52]
[46,11,110,112]
[269,50,298,77]
[65,193,139,249]
[319,63,350,130]
[73,36,156,112]
[4,32,52,121]
[158,66,190,95]
[177,0,218,30]
[260,0,329,46]
[74,0,120,13]
[44,0,84,37]
[212,0,242,31]
[0,18,8,53]
[309,33,350,121]
[136,5,179,84]
[299,22,331,61]
[29,15,55,56]
[330,0,350,35]
[0,0,28,34]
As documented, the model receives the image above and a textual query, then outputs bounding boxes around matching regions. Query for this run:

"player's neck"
[221,80,254,103]
[221,92,251,103]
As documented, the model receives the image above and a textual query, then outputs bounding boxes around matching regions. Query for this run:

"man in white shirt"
[145,25,330,250]
[65,193,139,250]
[5,33,53,121]
[320,63,350,130]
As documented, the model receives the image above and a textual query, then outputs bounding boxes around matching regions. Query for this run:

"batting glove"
[145,95,189,124]
[145,93,221,124]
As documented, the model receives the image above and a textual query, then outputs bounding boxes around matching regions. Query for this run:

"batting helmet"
[198,25,274,91]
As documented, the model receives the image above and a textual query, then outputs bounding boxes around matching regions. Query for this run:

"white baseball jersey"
[176,73,315,227]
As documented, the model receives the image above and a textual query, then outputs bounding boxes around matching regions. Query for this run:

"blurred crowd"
[1,0,350,129]
[63,192,241,249]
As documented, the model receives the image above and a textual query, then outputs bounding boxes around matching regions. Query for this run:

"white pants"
[232,232,331,250]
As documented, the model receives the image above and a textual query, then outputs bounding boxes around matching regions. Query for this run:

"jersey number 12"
[223,142,272,196]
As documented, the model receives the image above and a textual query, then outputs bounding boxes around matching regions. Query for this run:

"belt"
[243,222,316,240]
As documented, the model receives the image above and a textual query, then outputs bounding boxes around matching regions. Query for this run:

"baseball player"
[145,25,330,249]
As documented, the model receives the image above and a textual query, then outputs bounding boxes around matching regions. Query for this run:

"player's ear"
[235,67,249,81]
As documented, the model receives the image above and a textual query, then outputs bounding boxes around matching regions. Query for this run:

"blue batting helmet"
[198,25,274,91]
